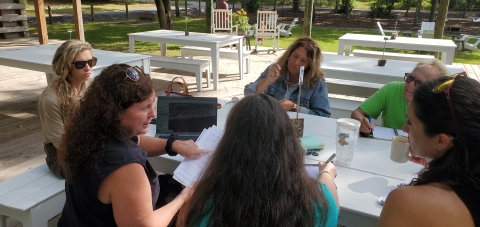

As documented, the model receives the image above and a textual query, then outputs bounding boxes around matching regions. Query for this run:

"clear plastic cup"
[334,118,361,166]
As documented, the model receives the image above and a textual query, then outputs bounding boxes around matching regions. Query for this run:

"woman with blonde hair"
[38,39,97,177]
[244,37,330,116]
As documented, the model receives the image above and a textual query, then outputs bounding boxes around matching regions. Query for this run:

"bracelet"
[319,170,333,178]
[165,134,179,156]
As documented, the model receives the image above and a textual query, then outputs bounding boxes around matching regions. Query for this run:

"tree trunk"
[374,0,379,18]
[463,0,471,18]
[293,0,300,12]
[345,0,350,19]
[274,0,277,10]
[199,0,202,15]
[434,0,449,40]
[154,0,167,29]
[448,0,456,9]
[429,0,436,22]
[333,0,339,13]
[206,0,213,33]
[413,0,422,25]
[303,0,314,36]
[163,0,173,29]
[312,1,315,22]
[175,0,180,17]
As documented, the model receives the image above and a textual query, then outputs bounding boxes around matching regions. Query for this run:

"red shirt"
[216,0,228,9]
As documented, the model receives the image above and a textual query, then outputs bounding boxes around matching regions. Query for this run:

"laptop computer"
[376,21,386,37]
[155,96,218,141]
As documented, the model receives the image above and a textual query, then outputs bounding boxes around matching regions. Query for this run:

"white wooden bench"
[150,56,211,92]
[329,97,382,125]
[0,164,65,227]
[352,49,435,62]
[180,46,251,74]
[326,78,383,98]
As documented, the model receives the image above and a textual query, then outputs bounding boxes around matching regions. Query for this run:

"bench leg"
[0,215,6,227]
[196,68,202,92]
[244,57,250,75]
[206,67,211,88]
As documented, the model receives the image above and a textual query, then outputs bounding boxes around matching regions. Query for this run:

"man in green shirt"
[351,59,449,133]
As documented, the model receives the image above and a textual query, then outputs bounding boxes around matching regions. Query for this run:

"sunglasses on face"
[125,66,144,81]
[71,57,98,69]
[432,71,467,136]
[404,73,422,87]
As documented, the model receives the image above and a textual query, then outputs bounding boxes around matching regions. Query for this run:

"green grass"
[39,17,480,64]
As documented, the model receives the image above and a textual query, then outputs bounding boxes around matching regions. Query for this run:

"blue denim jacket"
[244,65,331,117]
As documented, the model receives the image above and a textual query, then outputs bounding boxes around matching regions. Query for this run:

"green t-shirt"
[359,81,408,129]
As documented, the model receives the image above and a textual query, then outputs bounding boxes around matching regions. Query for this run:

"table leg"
[142,57,151,75]
[161,43,167,56]
[238,38,244,80]
[129,36,135,53]
[345,45,352,56]
[337,40,345,55]
[211,44,220,90]
[443,50,454,65]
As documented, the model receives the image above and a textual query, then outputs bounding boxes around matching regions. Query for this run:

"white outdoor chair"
[421,30,435,39]
[418,21,435,37]
[279,17,298,37]
[213,9,238,35]
[455,34,480,51]
[254,10,281,52]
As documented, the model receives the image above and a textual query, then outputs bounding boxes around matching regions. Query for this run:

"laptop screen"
[156,96,217,135]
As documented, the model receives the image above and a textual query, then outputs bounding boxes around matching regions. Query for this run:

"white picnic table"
[0,44,151,85]
[128,30,244,90]
[337,33,457,65]
[146,101,424,227]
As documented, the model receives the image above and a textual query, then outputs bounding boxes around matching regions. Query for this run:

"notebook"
[376,21,386,37]
[155,96,218,141]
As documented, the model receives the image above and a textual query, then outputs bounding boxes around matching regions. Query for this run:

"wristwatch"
[290,103,297,112]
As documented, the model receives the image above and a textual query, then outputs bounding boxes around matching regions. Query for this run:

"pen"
[324,153,336,164]
[368,117,373,132]
[393,129,398,136]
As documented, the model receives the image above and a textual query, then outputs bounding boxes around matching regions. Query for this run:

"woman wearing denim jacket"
[244,37,331,117]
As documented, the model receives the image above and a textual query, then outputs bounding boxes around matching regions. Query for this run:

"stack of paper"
[173,125,224,186]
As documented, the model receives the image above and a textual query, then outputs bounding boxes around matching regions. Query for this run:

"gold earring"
[437,145,440,150]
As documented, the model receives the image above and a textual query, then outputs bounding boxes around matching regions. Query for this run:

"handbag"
[164,77,193,97]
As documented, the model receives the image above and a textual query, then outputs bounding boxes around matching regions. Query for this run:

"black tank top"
[58,137,159,227]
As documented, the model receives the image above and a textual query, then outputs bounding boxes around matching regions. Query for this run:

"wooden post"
[72,0,85,41]
[126,2,129,20]
[303,0,313,37]
[47,5,53,25]
[90,4,94,21]
[33,0,48,44]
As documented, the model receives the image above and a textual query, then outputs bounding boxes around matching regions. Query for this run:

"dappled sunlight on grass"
[42,18,479,64]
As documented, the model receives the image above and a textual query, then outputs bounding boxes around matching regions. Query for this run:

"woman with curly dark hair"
[57,64,208,227]
[244,37,330,117]
[378,73,480,227]
[177,93,339,227]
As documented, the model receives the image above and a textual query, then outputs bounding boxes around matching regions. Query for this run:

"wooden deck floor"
[0,38,479,226]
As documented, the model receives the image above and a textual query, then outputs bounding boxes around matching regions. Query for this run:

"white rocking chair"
[213,9,238,35]
[254,10,281,52]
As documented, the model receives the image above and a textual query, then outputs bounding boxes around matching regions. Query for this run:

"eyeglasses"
[71,57,98,69]
[432,71,467,135]
[125,66,143,81]
[404,73,422,87]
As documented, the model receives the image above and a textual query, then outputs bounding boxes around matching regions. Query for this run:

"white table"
[146,102,424,226]
[0,44,151,85]
[337,33,457,65]
[128,30,244,90]
[322,54,465,84]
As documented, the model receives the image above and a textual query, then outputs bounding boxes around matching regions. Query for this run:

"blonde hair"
[51,40,93,121]
[415,59,450,78]
[275,37,325,88]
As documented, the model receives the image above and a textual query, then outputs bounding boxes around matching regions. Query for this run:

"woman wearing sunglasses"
[38,39,98,178]
[57,64,207,227]
[378,73,479,227]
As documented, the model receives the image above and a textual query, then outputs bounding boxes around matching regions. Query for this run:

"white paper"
[372,126,408,141]
[299,66,304,85]
[173,125,224,186]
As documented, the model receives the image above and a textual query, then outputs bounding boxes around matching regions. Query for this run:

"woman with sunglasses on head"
[38,39,98,178]
[351,59,449,134]
[378,72,479,227]
[244,37,331,117]
[57,64,207,227]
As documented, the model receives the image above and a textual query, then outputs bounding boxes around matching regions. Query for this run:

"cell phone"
[299,66,304,86]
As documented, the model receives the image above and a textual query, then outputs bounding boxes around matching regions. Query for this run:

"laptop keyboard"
[157,135,199,141]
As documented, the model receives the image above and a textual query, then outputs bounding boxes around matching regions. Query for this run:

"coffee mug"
[390,136,409,163]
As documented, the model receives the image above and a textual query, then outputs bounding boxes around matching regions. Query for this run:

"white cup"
[390,136,410,163]
[334,118,361,166]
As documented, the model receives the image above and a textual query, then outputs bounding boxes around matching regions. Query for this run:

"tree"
[304,0,314,36]
[175,0,180,17]
[429,0,437,21]
[293,0,300,12]
[434,0,450,39]
[206,0,213,33]
[413,0,422,25]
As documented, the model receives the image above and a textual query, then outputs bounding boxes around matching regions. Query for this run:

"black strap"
[165,134,179,156]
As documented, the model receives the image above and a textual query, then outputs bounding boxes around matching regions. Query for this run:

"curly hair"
[415,59,450,78]
[411,76,480,225]
[177,94,330,227]
[51,40,93,120]
[58,64,154,182]
[275,36,325,88]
